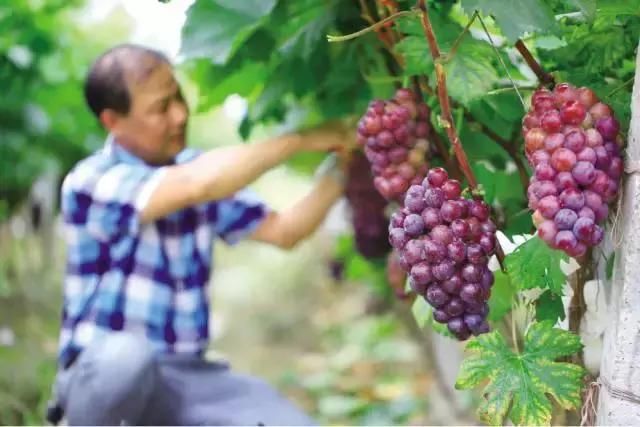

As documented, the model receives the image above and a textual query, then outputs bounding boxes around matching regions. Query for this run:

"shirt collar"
[103,134,180,166]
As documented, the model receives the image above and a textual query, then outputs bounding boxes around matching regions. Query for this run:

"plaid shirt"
[58,137,267,368]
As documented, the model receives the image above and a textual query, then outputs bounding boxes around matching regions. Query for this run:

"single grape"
[555,208,578,231]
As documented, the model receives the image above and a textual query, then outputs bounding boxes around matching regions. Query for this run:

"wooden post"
[596,40,640,425]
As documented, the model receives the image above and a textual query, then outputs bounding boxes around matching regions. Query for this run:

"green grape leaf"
[535,290,566,323]
[444,41,501,106]
[180,0,277,64]
[461,0,560,42]
[455,321,585,426]
[411,296,432,329]
[504,236,568,295]
[487,270,515,322]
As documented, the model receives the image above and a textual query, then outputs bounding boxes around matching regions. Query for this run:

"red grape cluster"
[522,83,623,257]
[357,88,431,201]
[388,167,496,340]
[345,151,392,259]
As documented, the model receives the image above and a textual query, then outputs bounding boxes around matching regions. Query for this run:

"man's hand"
[297,120,355,153]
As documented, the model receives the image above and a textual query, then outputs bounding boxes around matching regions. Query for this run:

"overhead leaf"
[535,290,566,324]
[394,35,433,76]
[461,0,560,43]
[487,271,515,322]
[455,321,585,426]
[180,0,277,64]
[504,236,568,295]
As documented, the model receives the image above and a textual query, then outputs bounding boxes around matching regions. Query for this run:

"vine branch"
[327,10,418,42]
[514,39,555,88]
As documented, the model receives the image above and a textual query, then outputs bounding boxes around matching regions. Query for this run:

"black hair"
[83,43,170,118]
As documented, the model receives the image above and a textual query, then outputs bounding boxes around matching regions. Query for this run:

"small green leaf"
[487,271,515,321]
[411,297,432,328]
[606,252,616,280]
[535,290,566,323]
[394,35,433,76]
[461,0,560,42]
[504,236,568,295]
[456,321,585,426]
[180,0,277,64]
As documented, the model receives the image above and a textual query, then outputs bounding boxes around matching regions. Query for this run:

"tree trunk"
[596,40,640,425]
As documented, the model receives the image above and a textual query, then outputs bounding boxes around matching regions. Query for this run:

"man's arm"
[140,123,349,224]
[248,156,346,249]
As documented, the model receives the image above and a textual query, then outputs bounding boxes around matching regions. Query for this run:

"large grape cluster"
[388,167,496,340]
[522,83,623,257]
[345,151,391,259]
[357,88,431,201]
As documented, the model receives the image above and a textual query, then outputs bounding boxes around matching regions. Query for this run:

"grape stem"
[417,0,508,271]
[568,249,593,366]
[416,0,477,189]
[327,10,418,42]
[514,39,555,88]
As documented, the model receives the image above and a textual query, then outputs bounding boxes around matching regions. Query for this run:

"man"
[48,43,353,426]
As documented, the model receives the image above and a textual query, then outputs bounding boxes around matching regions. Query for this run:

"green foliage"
[461,0,560,42]
[535,290,566,323]
[455,321,585,426]
[505,236,568,295]
[487,271,516,322]
[0,0,108,217]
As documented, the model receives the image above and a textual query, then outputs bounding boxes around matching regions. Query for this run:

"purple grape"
[479,233,496,254]
[461,264,482,283]
[426,285,450,308]
[410,262,433,286]
[451,219,470,239]
[442,180,462,199]
[464,314,485,332]
[389,228,408,249]
[447,317,471,340]
[441,274,463,294]
[555,230,577,252]
[440,200,463,223]
[559,188,585,210]
[430,225,454,245]
[555,209,578,230]
[403,214,425,236]
[460,282,482,304]
[535,163,557,181]
[433,309,450,324]
[403,239,424,264]
[595,116,619,140]
[432,260,456,281]
[444,298,465,317]
[447,241,466,264]
[466,244,486,265]
[538,195,560,219]
[572,161,596,186]
[421,208,441,229]
[573,217,595,243]
[427,168,448,187]
[423,240,446,264]
[470,200,490,221]
[424,187,445,208]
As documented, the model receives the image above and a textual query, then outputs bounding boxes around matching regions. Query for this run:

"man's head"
[85,44,189,165]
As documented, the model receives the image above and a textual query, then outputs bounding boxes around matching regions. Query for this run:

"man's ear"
[99,109,121,131]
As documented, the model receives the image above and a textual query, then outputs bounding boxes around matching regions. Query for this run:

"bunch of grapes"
[522,83,624,257]
[345,151,392,259]
[388,167,496,340]
[357,88,431,201]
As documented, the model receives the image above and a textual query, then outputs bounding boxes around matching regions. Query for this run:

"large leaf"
[180,0,277,64]
[461,0,560,42]
[444,41,501,106]
[504,236,568,295]
[456,321,585,426]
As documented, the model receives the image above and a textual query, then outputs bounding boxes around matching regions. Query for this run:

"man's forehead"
[127,63,177,95]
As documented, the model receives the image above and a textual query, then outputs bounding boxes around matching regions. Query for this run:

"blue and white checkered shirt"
[58,137,267,368]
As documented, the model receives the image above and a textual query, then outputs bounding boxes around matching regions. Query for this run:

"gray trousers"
[53,332,316,426]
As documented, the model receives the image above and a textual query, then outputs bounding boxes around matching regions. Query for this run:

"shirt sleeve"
[62,162,166,242]
[207,188,269,245]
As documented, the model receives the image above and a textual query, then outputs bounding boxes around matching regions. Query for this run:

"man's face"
[108,62,189,165]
